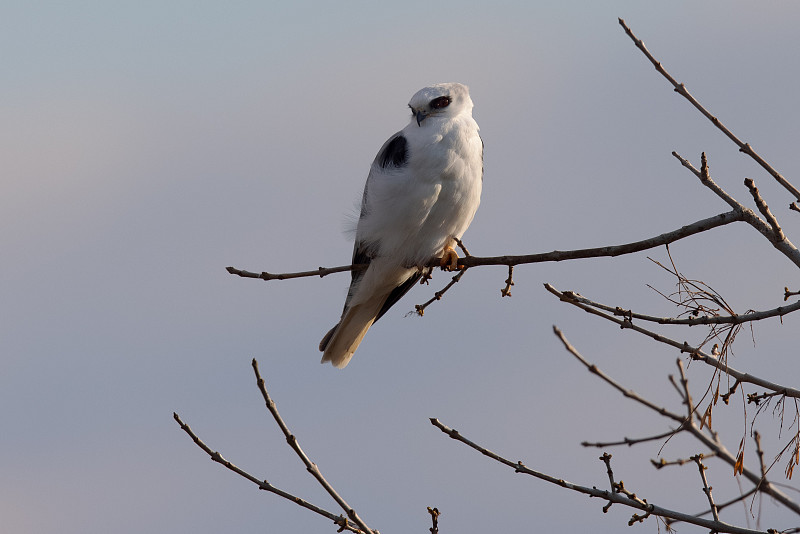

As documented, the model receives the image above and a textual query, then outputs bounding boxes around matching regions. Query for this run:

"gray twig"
[692,454,720,522]
[553,326,685,424]
[551,325,800,516]
[172,412,365,534]
[413,268,468,317]
[667,487,757,529]
[600,453,616,513]
[745,178,785,241]
[672,152,800,267]
[618,18,800,205]
[251,359,377,534]
[430,416,773,534]
[583,429,679,449]
[559,284,800,327]
[652,453,718,470]
[545,284,800,400]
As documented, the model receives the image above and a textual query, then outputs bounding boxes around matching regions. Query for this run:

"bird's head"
[407,82,473,127]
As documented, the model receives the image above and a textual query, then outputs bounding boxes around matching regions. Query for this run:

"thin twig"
[552,325,800,515]
[686,409,799,515]
[251,359,376,534]
[745,178,785,241]
[666,488,757,528]
[553,326,685,424]
[413,268,468,316]
[692,454,720,522]
[672,152,800,269]
[618,18,800,204]
[673,152,748,211]
[454,237,471,258]
[600,453,616,512]
[755,431,768,479]
[226,264,363,280]
[545,284,800,400]
[583,429,680,449]
[430,417,773,534]
[565,287,800,327]
[652,453,718,470]
[676,359,699,421]
[172,412,364,534]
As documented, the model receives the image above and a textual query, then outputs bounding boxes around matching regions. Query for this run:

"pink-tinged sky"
[2,2,799,533]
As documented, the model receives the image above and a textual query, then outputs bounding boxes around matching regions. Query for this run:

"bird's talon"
[439,246,460,271]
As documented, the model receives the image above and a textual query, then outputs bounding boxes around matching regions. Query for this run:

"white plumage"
[320,82,483,368]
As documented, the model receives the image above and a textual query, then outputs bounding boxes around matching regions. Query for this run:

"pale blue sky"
[2,2,799,532]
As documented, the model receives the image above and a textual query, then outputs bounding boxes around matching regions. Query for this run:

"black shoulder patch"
[378,134,408,169]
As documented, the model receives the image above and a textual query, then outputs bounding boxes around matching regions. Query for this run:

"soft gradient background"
[3,2,799,532]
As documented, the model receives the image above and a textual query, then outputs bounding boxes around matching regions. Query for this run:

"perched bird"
[319,82,483,368]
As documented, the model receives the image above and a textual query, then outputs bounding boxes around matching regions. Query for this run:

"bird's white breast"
[358,114,482,267]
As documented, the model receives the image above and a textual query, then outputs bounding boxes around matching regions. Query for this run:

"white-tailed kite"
[319,82,483,368]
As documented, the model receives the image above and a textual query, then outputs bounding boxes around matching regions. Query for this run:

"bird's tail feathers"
[319,300,384,369]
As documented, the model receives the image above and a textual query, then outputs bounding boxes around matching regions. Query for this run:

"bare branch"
[172,412,364,534]
[553,326,685,423]
[412,268,468,317]
[745,178,785,241]
[676,359,698,421]
[226,211,745,282]
[453,237,471,258]
[671,152,800,268]
[680,421,800,514]
[583,429,679,449]
[619,17,800,205]
[546,284,800,400]
[226,264,363,281]
[755,431,768,479]
[599,453,616,513]
[652,453,718,470]
[562,284,800,328]
[251,359,377,534]
[692,454,720,522]
[551,323,800,515]
[673,152,749,212]
[667,488,757,528]
[430,417,775,534]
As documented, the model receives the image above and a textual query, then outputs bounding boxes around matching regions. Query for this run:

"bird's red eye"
[430,96,451,109]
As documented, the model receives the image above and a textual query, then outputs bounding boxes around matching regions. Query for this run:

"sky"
[2,2,800,533]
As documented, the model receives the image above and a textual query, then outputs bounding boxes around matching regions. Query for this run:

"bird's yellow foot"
[439,246,460,271]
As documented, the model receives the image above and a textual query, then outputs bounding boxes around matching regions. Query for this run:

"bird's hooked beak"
[414,108,428,127]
